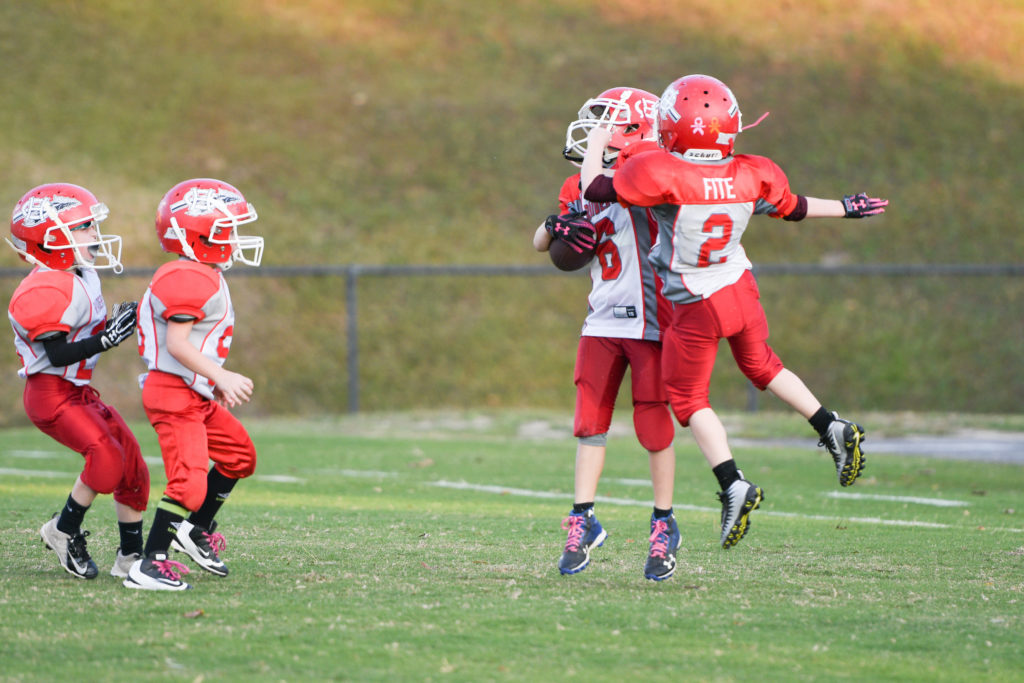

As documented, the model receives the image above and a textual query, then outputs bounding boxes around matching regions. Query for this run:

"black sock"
[118,520,144,556]
[712,460,741,490]
[809,406,833,437]
[56,495,89,535]
[653,507,673,519]
[144,498,187,557]
[572,501,595,514]
[190,467,239,529]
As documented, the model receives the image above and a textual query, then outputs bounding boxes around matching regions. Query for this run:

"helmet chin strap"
[4,237,51,270]
[169,218,200,262]
[742,111,770,131]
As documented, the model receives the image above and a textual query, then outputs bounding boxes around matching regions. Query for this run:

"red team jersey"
[558,173,664,341]
[613,150,800,303]
[137,259,235,400]
[8,267,107,385]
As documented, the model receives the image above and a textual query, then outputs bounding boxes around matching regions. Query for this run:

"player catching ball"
[535,87,682,581]
[124,178,264,591]
[582,74,885,549]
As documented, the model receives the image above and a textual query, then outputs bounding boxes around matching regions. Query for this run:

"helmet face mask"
[156,179,263,268]
[7,183,123,272]
[563,87,658,167]
[656,74,743,161]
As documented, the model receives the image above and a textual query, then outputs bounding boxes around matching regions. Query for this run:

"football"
[548,233,596,271]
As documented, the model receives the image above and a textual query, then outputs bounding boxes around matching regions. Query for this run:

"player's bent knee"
[216,448,257,479]
[81,444,125,494]
[634,403,675,452]
[671,400,708,429]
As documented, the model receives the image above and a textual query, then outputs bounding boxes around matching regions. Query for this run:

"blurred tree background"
[0,0,1021,425]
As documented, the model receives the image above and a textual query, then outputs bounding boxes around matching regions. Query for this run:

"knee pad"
[81,436,125,495]
[215,441,258,480]
[578,432,608,447]
[633,402,675,452]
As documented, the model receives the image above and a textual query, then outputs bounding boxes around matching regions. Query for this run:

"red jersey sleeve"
[149,261,221,321]
[615,139,661,165]
[741,155,800,218]
[613,150,678,207]
[8,270,76,340]
[557,174,581,214]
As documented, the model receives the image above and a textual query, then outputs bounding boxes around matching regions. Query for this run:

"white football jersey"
[9,267,107,386]
[137,260,234,400]
[561,175,661,341]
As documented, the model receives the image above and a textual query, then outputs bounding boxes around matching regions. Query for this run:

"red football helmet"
[7,183,122,271]
[155,178,262,267]
[563,87,658,167]
[656,75,743,160]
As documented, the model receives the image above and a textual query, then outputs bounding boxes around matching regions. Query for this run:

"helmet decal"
[170,186,246,218]
[14,194,83,229]
[155,178,262,268]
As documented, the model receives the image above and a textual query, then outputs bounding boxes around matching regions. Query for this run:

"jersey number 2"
[697,213,733,267]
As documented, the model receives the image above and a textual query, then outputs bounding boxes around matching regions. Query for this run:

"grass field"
[2,2,1023,418]
[1,411,1022,681]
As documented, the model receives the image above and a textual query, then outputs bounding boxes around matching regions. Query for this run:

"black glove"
[842,193,888,218]
[544,211,598,254]
[100,301,138,349]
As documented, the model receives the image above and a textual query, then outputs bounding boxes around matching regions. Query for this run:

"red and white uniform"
[137,259,255,511]
[138,259,235,400]
[9,267,106,384]
[7,267,148,510]
[558,173,673,451]
[559,175,663,342]
[614,150,797,424]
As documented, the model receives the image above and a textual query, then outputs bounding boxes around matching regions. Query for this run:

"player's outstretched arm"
[802,194,888,219]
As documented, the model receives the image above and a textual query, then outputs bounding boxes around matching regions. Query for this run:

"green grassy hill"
[0,1,1021,423]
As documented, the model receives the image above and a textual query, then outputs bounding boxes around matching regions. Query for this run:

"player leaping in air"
[124,178,264,591]
[581,74,885,550]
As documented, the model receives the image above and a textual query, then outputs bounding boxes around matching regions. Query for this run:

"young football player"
[123,178,264,591]
[6,182,148,580]
[581,74,885,549]
[534,87,682,581]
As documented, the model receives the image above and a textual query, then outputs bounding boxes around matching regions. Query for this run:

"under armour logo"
[691,117,706,135]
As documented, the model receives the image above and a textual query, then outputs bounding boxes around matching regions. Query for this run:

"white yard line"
[429,479,1023,533]
[8,451,62,459]
[824,491,969,507]
[0,467,72,479]
[2,466,1018,533]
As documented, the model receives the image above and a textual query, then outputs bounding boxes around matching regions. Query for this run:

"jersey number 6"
[594,218,622,281]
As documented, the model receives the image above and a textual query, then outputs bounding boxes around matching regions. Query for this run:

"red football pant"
[142,370,256,512]
[23,373,149,511]
[574,336,674,452]
[661,270,784,427]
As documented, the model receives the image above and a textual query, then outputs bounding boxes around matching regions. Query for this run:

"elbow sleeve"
[43,332,106,367]
[783,195,808,221]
